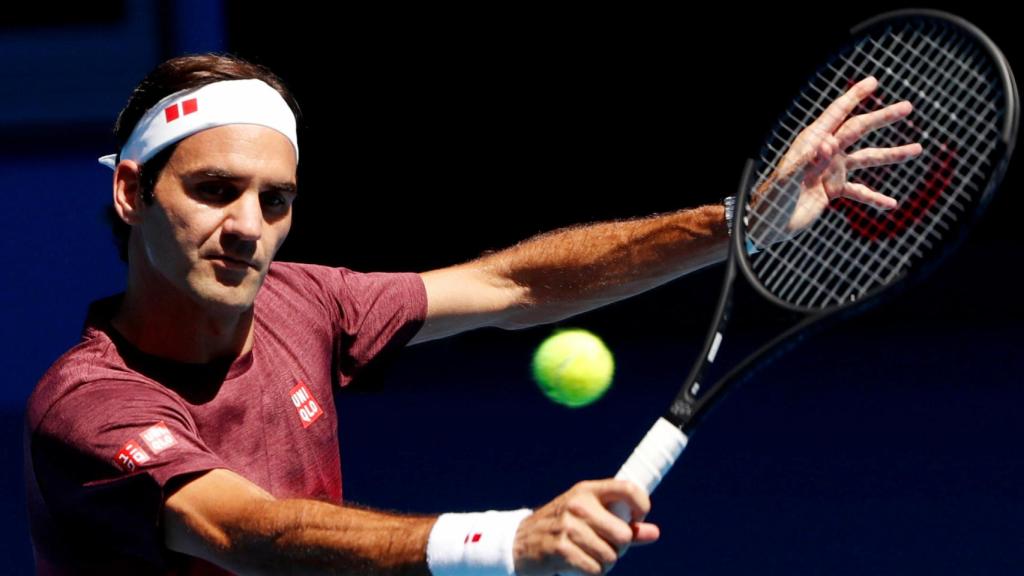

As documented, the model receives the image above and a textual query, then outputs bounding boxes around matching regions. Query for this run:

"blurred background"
[3,2,1022,573]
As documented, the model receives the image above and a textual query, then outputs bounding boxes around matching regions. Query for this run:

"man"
[25,53,920,575]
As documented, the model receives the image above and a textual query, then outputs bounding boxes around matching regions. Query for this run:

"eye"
[196,183,236,201]
[261,192,290,210]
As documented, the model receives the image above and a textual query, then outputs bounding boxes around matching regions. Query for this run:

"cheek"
[267,217,293,254]
[144,205,213,262]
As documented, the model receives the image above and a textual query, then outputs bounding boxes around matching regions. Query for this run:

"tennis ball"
[532,328,615,408]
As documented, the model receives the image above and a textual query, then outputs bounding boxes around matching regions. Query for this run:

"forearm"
[177,496,436,575]
[476,204,728,328]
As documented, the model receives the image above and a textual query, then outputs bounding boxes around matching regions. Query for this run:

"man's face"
[134,124,298,313]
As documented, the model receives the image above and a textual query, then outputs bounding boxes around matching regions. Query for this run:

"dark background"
[3,2,1022,574]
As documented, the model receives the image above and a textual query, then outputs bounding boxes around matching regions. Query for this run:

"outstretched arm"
[164,469,656,575]
[410,204,729,345]
[410,78,922,345]
[164,468,436,575]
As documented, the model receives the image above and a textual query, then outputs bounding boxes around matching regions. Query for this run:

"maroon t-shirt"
[24,261,428,575]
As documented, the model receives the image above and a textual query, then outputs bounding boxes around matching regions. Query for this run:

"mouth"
[208,255,258,271]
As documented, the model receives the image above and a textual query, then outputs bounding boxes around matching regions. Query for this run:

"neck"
[112,258,255,365]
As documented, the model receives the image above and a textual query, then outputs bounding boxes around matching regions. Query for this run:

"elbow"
[494,291,544,331]
[497,289,624,331]
[213,499,286,573]
[500,317,538,331]
[497,303,589,332]
[164,485,278,574]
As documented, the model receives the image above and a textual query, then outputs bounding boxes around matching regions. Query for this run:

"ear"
[112,160,145,225]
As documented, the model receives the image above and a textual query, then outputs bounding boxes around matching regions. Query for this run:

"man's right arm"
[163,468,436,575]
[164,469,658,575]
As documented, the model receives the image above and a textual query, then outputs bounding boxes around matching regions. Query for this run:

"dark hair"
[104,53,302,263]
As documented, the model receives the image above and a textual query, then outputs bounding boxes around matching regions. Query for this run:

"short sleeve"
[260,262,428,389]
[28,379,230,570]
[331,267,428,388]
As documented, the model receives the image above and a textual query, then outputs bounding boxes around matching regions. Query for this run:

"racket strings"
[761,30,956,290]
[775,29,966,301]
[851,29,1003,280]
[743,17,1006,310]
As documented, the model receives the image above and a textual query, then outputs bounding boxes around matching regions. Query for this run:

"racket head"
[733,9,1019,315]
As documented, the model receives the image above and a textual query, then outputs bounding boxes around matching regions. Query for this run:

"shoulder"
[259,261,427,321]
[258,261,349,306]
[28,332,117,429]
[262,260,418,291]
[27,337,184,439]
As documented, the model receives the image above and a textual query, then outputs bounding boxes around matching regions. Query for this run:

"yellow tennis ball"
[532,328,615,408]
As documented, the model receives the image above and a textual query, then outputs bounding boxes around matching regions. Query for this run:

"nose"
[222,191,263,241]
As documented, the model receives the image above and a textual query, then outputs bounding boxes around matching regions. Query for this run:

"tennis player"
[24,53,916,575]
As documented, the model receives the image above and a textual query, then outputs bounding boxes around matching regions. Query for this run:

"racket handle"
[613,417,691,571]
[613,416,689,501]
[557,419,687,576]
[558,418,688,576]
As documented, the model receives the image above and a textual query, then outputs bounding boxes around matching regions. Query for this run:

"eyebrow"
[184,167,298,196]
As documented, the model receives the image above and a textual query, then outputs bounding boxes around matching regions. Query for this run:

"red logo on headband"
[164,98,199,123]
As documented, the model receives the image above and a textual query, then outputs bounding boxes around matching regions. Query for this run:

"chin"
[190,278,261,314]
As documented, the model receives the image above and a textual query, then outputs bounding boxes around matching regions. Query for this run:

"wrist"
[427,508,533,576]
[722,195,737,237]
[722,195,759,255]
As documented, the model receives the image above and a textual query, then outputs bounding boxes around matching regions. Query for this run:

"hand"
[749,76,924,246]
[512,479,659,576]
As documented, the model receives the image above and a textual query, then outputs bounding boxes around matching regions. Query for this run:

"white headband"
[98,78,299,170]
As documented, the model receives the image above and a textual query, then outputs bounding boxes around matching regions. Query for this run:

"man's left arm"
[409,204,727,345]
[409,78,923,346]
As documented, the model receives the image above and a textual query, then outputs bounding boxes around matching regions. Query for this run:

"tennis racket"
[600,8,1018,569]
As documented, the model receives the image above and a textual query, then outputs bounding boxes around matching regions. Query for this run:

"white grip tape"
[614,417,689,499]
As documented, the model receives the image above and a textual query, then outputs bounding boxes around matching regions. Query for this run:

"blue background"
[3,2,1022,574]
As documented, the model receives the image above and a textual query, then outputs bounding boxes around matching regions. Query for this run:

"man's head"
[105,53,302,313]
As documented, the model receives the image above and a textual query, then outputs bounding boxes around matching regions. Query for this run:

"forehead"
[165,124,297,180]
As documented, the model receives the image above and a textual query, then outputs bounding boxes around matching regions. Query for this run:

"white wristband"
[427,508,533,576]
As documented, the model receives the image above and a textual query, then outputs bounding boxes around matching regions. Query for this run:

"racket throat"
[667,331,723,429]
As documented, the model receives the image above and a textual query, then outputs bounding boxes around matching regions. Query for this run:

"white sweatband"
[426,508,533,576]
[98,78,299,170]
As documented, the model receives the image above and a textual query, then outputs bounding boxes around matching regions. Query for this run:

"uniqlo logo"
[140,422,177,455]
[464,532,483,544]
[289,382,323,429]
[164,98,199,123]
[114,440,150,472]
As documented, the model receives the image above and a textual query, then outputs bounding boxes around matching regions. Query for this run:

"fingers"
[781,77,881,177]
[799,136,839,182]
[514,510,612,576]
[834,99,914,150]
[555,516,617,575]
[630,522,661,546]
[570,486,642,550]
[513,479,658,576]
[846,143,923,171]
[807,79,919,161]
[590,479,652,523]
[559,480,650,559]
[812,75,878,135]
[763,77,921,237]
[841,182,898,210]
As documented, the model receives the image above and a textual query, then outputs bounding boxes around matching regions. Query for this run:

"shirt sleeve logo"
[140,422,177,455]
[114,440,150,473]
[289,381,324,429]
